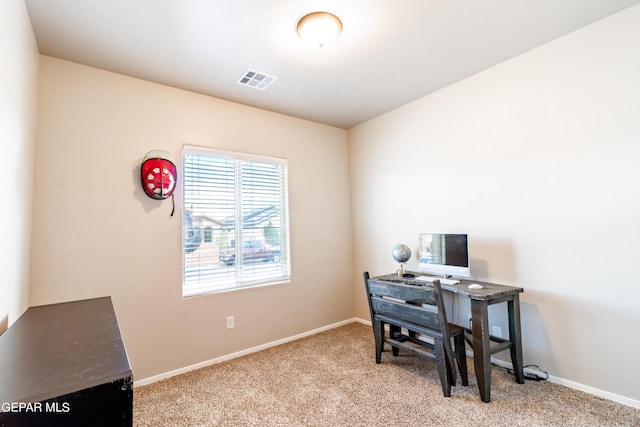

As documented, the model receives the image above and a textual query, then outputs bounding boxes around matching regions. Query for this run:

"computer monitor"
[418,233,470,278]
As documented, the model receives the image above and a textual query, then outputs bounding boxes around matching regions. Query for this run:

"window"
[203,227,212,243]
[182,145,290,296]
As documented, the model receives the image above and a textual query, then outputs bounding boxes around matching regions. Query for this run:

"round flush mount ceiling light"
[297,12,343,48]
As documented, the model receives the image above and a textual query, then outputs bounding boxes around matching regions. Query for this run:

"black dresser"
[0,297,133,426]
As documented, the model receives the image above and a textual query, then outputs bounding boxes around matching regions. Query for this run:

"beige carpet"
[134,322,640,426]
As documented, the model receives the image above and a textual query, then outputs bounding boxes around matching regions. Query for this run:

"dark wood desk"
[370,273,524,402]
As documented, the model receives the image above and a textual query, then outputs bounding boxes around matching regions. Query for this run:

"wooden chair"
[363,272,468,397]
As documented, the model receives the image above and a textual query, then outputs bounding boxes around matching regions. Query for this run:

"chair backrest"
[363,272,451,338]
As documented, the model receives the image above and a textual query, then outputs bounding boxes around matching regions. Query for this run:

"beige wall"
[29,57,353,380]
[349,5,640,404]
[0,0,39,332]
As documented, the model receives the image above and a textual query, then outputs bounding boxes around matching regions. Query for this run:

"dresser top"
[0,297,132,404]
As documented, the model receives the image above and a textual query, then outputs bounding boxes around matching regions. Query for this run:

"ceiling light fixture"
[297,12,343,48]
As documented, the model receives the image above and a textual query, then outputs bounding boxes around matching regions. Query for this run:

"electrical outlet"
[226,316,235,329]
[492,326,502,338]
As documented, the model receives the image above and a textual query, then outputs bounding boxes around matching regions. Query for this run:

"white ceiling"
[24,0,640,129]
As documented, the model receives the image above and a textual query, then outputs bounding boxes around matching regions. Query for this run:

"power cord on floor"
[508,364,549,381]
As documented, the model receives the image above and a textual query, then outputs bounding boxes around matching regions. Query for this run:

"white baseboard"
[544,375,640,409]
[134,316,640,410]
[133,318,358,388]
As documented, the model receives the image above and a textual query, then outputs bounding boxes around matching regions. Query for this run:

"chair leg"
[373,319,384,364]
[390,324,401,356]
[454,333,469,386]
[445,354,457,388]
[444,339,457,387]
[434,339,452,397]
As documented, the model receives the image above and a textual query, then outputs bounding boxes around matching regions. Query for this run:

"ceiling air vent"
[237,69,277,90]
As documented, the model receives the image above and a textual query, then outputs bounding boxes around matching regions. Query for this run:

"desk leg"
[471,300,491,403]
[508,294,525,384]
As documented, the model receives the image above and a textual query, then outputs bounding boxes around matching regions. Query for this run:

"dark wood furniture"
[0,297,133,426]
[364,272,469,397]
[369,272,525,402]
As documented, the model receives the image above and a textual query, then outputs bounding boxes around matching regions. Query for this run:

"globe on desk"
[392,243,411,276]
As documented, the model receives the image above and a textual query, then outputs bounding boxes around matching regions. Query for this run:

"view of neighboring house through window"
[182,145,290,296]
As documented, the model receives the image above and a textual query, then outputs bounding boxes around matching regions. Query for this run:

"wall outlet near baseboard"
[226,316,235,329]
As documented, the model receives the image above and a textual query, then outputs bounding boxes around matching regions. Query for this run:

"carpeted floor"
[134,322,640,426]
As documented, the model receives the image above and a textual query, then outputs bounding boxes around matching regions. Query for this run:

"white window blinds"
[182,145,290,296]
